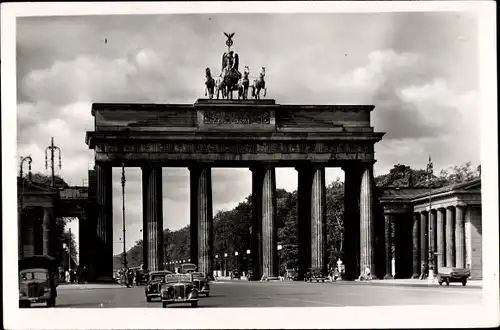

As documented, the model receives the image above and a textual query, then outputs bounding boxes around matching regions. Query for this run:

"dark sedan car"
[191,272,210,297]
[145,270,172,302]
[160,273,199,308]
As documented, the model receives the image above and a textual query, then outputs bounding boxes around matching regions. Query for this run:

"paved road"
[54,280,482,308]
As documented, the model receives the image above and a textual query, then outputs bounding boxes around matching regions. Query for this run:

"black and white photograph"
[2,1,498,329]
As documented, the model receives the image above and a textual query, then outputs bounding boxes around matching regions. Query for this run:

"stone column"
[189,165,213,275]
[251,166,264,280]
[420,212,428,268]
[42,206,54,257]
[297,166,312,280]
[411,213,420,278]
[310,166,327,273]
[359,164,376,279]
[95,163,113,281]
[343,166,361,280]
[261,165,278,278]
[142,166,164,272]
[445,207,455,267]
[455,206,466,268]
[384,214,393,279]
[436,208,446,269]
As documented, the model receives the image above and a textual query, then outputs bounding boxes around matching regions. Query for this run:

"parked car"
[436,267,471,286]
[145,270,172,302]
[19,255,59,308]
[191,272,210,297]
[311,267,327,282]
[160,273,199,308]
[231,270,241,280]
[179,263,197,274]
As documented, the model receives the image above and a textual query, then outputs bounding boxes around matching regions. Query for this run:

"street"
[54,280,483,308]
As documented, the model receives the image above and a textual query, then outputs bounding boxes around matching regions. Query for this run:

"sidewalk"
[350,278,482,288]
[57,283,123,290]
[214,277,482,288]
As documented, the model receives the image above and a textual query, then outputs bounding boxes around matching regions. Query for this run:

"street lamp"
[121,164,127,270]
[245,249,251,278]
[426,155,436,281]
[224,253,228,276]
[235,251,239,271]
[277,245,283,277]
[44,137,62,187]
[215,255,219,272]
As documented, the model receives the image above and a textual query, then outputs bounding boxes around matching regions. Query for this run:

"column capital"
[188,162,213,172]
[446,205,456,211]
[251,163,276,173]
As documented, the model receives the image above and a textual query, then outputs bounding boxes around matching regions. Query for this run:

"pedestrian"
[135,270,140,286]
[419,262,428,280]
[127,270,134,287]
[364,266,372,281]
[121,269,129,287]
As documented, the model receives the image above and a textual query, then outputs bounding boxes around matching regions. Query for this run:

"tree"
[438,161,480,184]
[26,172,69,189]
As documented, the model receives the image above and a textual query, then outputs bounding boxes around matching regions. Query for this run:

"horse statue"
[251,67,267,100]
[237,66,250,100]
[215,75,226,100]
[204,67,215,99]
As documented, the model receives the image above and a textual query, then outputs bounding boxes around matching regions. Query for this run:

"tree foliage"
[114,162,480,271]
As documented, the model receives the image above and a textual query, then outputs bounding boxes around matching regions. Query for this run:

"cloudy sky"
[16,12,480,255]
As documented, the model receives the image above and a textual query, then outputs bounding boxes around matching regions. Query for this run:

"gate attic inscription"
[86,99,384,166]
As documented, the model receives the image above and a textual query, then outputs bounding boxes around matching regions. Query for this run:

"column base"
[383,274,394,280]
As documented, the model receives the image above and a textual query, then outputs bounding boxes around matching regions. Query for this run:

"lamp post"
[426,155,435,281]
[246,249,251,275]
[44,137,62,187]
[224,253,228,276]
[215,254,219,273]
[277,244,283,277]
[121,164,127,270]
[19,156,33,260]
[68,228,72,272]
[235,251,239,271]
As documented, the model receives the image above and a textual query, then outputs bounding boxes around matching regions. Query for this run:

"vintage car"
[305,268,326,282]
[160,273,199,308]
[145,270,172,302]
[191,272,210,297]
[437,267,471,286]
[230,270,241,280]
[179,263,197,274]
[19,255,58,308]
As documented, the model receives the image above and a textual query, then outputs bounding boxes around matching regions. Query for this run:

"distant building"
[378,178,482,279]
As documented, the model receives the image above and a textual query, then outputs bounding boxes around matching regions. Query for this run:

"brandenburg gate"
[85,99,385,281]
[84,33,385,281]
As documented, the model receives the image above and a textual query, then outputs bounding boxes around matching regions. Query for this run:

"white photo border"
[2,1,498,329]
